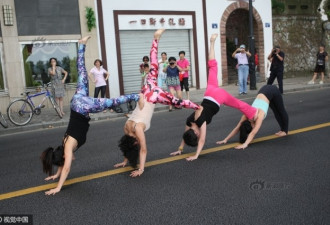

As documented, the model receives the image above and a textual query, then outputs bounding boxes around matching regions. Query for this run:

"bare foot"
[154,29,165,40]
[78,36,91,45]
[275,131,287,137]
[210,33,218,42]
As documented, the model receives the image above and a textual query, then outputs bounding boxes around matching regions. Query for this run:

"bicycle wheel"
[0,112,8,128]
[49,97,63,118]
[7,99,33,126]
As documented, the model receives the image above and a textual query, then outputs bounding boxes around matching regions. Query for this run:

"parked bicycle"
[7,82,62,126]
[0,110,8,128]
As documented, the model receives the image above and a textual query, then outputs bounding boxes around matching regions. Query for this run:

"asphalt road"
[0,88,330,225]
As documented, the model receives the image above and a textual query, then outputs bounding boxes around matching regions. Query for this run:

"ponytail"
[40,146,65,176]
[40,147,54,175]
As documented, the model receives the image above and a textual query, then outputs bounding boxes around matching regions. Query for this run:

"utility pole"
[248,0,257,90]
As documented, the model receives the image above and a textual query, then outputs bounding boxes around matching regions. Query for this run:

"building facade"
[0,0,272,113]
[98,0,273,97]
[0,0,101,113]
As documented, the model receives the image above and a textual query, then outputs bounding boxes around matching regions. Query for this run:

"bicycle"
[7,82,62,126]
[0,110,8,128]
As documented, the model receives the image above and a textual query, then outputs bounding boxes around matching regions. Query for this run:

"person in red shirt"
[177,51,190,99]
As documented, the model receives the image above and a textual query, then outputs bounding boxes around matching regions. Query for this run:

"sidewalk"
[1,76,329,136]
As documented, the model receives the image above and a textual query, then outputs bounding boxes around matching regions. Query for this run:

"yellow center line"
[1,122,330,201]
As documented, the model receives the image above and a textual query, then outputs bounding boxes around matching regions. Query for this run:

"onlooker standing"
[308,45,328,85]
[140,56,149,88]
[232,44,251,95]
[141,64,150,88]
[89,59,109,98]
[158,52,168,90]
[267,45,285,94]
[48,57,68,116]
[177,51,190,99]
[164,57,182,111]
[88,59,110,112]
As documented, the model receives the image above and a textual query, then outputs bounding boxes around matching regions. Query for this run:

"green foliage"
[33,80,42,87]
[272,0,285,14]
[69,57,78,83]
[22,46,33,87]
[326,10,330,18]
[85,7,96,32]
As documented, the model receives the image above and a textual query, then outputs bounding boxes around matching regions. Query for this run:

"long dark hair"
[239,120,252,143]
[118,135,140,168]
[49,57,58,66]
[40,146,65,175]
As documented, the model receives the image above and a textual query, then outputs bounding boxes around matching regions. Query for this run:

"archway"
[220,2,265,85]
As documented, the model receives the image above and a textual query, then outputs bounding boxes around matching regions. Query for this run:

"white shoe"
[319,80,324,84]
[307,80,314,85]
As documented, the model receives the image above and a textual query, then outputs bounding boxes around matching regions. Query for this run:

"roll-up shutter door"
[119,29,192,94]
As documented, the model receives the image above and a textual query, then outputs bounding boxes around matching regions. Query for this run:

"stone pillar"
[0,0,25,100]
[323,21,330,77]
[78,0,101,97]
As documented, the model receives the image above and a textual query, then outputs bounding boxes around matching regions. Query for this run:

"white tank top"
[128,100,155,131]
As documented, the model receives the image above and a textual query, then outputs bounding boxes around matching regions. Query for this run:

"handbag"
[179,72,184,81]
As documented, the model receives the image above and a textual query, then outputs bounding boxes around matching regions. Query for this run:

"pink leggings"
[141,39,199,110]
[204,60,256,120]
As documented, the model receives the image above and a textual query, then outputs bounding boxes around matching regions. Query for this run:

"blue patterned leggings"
[71,44,139,117]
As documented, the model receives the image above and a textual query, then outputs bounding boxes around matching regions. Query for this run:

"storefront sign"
[119,15,193,30]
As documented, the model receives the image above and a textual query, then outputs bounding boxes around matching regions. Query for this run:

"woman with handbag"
[308,45,328,85]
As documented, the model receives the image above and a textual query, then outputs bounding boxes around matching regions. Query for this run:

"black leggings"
[267,68,283,94]
[180,78,189,92]
[258,85,289,133]
[94,85,107,98]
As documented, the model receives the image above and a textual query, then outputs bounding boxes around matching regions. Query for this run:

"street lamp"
[227,0,257,90]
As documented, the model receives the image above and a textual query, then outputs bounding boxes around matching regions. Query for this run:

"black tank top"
[186,99,220,127]
[63,110,90,150]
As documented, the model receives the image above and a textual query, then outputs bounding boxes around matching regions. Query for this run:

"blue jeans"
[238,64,249,93]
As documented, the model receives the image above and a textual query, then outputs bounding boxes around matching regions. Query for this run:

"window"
[21,41,78,87]
[288,5,296,10]
[300,5,308,10]
[0,44,5,91]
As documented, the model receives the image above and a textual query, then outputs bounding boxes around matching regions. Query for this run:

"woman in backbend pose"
[216,84,288,149]
[170,34,258,161]
[41,36,140,195]
[114,29,199,177]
